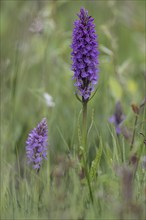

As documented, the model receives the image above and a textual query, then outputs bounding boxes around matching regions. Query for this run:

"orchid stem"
[130,114,138,150]
[82,100,93,203]
[82,101,88,153]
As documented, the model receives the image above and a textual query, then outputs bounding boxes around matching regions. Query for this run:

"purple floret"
[109,102,125,134]
[71,8,99,101]
[26,118,48,171]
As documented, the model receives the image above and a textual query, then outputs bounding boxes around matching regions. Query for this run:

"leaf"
[127,80,138,94]
[99,45,113,56]
[90,144,103,181]
[100,25,112,40]
[117,59,131,75]
[109,77,122,100]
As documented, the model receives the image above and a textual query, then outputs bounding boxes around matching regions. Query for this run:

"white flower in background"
[43,93,55,107]
[29,17,44,33]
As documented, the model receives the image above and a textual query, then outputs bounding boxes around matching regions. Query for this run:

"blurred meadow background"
[1,0,146,219]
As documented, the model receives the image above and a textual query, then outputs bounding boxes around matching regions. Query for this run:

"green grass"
[1,0,146,219]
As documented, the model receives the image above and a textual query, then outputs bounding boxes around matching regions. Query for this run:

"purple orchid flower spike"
[26,118,48,172]
[71,8,99,102]
[109,101,126,134]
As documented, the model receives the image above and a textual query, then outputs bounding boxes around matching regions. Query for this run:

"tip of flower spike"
[78,8,88,21]
[41,118,47,122]
[80,7,88,15]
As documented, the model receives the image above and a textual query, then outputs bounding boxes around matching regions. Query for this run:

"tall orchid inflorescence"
[71,8,99,102]
[71,8,99,202]
[26,118,48,172]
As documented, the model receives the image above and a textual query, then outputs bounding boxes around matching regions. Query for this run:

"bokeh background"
[1,0,145,158]
[0,0,146,218]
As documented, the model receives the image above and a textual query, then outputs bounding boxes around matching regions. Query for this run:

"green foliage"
[90,143,103,182]
[1,0,146,219]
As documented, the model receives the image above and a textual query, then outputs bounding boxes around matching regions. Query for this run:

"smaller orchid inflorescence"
[26,118,48,172]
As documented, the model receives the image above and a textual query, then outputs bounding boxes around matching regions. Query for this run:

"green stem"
[82,151,93,203]
[130,114,138,150]
[82,101,88,153]
[82,100,93,203]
